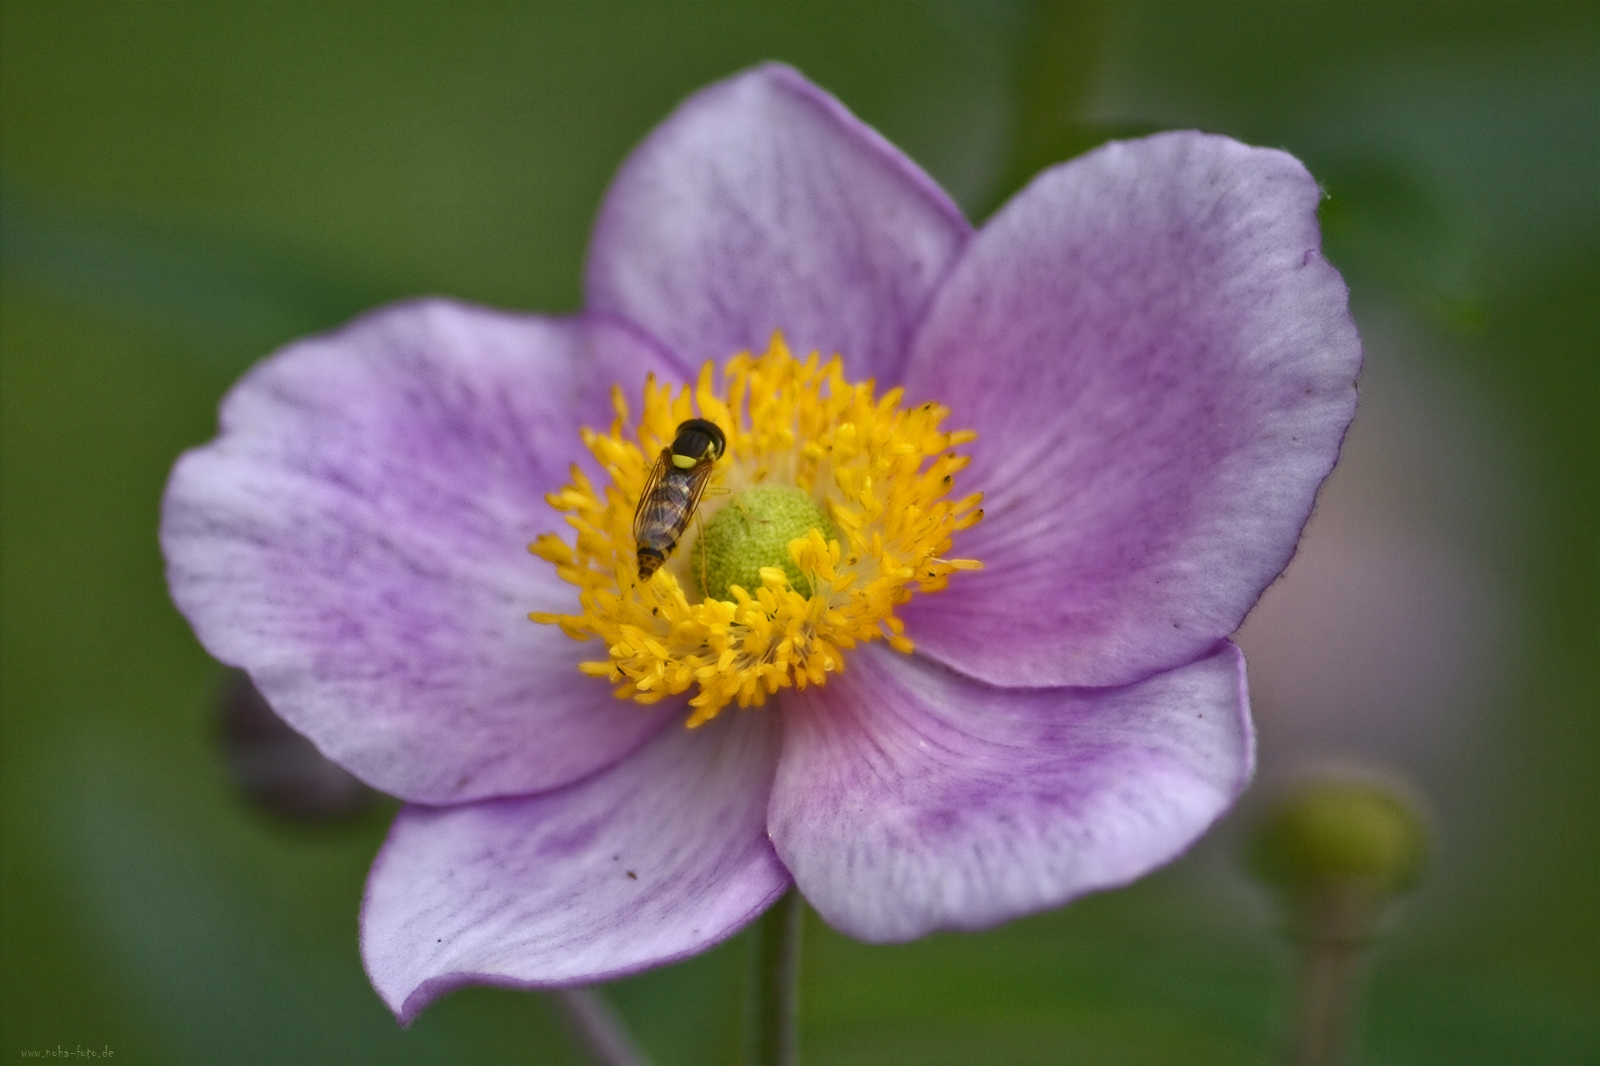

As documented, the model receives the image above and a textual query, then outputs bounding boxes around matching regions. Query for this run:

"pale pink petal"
[585,63,970,382]
[769,642,1252,942]
[900,132,1360,688]
[361,709,789,1023]
[162,300,684,804]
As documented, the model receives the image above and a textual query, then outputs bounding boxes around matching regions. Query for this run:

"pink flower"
[161,65,1359,1022]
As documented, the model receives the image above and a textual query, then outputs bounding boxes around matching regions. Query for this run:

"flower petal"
[162,300,686,803]
[900,132,1360,688]
[768,641,1252,942]
[585,62,970,382]
[361,709,789,1023]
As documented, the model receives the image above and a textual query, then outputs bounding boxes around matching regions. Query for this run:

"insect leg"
[696,509,710,598]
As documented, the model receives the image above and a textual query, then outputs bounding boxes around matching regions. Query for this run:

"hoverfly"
[633,418,726,581]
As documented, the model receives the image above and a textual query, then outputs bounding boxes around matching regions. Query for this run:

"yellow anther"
[530,333,983,725]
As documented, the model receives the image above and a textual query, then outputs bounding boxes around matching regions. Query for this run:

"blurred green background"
[2,2,1595,1063]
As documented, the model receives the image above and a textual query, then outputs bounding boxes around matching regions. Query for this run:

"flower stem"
[750,889,803,1066]
[552,987,653,1066]
[1289,937,1361,1066]
[1286,887,1375,1066]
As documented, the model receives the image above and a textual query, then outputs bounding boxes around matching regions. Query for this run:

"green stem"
[1287,887,1376,1066]
[552,987,653,1066]
[1289,936,1361,1066]
[750,889,803,1066]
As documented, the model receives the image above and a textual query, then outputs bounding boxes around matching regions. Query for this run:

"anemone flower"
[161,64,1359,1023]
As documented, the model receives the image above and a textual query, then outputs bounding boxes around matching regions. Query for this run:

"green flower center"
[692,485,838,602]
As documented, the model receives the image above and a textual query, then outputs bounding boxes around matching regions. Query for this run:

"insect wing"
[632,448,673,545]
[681,456,717,520]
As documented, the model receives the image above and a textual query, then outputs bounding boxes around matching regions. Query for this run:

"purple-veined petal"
[585,62,970,383]
[361,708,789,1023]
[900,132,1360,689]
[162,300,686,804]
[768,641,1252,942]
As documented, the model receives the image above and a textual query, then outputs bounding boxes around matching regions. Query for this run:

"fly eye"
[674,418,726,461]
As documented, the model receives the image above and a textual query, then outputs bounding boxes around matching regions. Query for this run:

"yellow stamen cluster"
[530,334,982,727]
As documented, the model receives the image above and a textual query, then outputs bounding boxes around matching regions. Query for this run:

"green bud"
[693,485,838,602]
[1250,777,1428,902]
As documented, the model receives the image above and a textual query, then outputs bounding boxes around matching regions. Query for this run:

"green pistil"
[693,485,837,602]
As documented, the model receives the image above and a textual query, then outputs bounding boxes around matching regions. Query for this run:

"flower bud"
[218,670,375,823]
[1249,775,1428,944]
